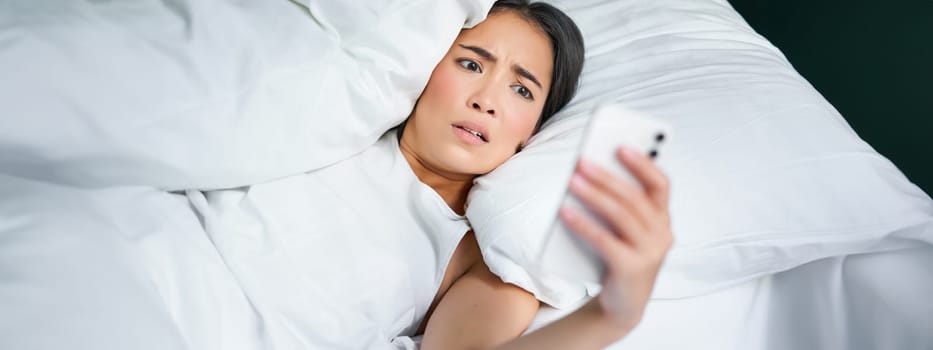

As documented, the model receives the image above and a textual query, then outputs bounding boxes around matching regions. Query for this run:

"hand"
[559,146,673,331]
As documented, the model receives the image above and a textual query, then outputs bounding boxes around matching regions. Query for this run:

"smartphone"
[535,104,673,285]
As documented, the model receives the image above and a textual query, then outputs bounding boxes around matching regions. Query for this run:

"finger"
[576,158,656,228]
[568,173,647,244]
[560,206,630,267]
[617,146,671,211]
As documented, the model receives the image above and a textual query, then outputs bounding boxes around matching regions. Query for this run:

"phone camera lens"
[655,133,665,142]
[649,149,658,159]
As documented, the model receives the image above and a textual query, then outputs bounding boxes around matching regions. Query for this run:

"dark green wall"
[727,0,933,196]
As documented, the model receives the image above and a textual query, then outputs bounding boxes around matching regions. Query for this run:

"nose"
[469,86,497,116]
[472,101,495,116]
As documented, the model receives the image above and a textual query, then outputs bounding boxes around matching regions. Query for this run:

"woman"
[399,1,674,348]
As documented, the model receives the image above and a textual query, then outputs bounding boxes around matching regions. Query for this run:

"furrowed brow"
[458,44,497,62]
[513,65,542,89]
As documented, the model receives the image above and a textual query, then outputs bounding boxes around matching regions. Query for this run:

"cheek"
[420,64,463,113]
[504,109,540,144]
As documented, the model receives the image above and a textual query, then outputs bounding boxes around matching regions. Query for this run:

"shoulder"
[420,232,540,349]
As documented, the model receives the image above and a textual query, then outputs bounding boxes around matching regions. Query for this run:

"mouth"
[452,122,489,143]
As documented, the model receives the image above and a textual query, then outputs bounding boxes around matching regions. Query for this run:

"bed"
[525,246,933,350]
[1,0,931,349]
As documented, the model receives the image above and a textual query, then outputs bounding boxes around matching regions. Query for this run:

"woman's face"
[401,10,553,177]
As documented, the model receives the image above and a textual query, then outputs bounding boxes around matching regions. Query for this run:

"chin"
[434,150,495,176]
[443,158,492,176]
[426,136,511,175]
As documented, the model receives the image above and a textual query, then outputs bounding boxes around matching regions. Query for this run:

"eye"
[457,59,482,73]
[512,84,534,100]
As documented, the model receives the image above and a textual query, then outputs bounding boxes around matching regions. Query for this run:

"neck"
[398,136,475,216]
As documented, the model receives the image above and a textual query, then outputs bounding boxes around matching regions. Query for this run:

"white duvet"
[185,131,471,348]
[0,0,492,190]
[0,131,469,350]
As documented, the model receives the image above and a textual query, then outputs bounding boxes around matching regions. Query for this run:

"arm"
[423,146,672,349]
[494,299,629,350]
[420,259,628,350]
[420,262,633,350]
[420,259,540,350]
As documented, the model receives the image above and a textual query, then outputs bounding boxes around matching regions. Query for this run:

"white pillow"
[467,0,933,308]
[0,0,493,190]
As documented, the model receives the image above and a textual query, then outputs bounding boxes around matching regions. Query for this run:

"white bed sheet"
[0,173,428,350]
[521,243,933,350]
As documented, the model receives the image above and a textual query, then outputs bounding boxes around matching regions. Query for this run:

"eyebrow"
[458,44,543,90]
[512,65,542,90]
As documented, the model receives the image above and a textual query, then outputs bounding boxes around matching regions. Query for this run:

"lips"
[452,121,490,143]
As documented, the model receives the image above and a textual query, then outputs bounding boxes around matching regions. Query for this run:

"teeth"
[460,126,485,141]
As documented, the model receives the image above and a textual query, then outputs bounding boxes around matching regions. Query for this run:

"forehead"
[455,11,553,87]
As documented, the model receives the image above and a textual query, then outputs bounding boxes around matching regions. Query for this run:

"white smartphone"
[535,104,673,285]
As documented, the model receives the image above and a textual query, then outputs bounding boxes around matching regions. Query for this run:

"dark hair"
[490,0,585,130]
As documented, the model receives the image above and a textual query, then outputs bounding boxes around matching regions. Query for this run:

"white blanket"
[0,131,470,350]
[0,0,492,190]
